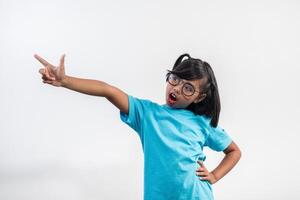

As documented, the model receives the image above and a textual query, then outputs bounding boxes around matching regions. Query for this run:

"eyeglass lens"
[168,74,195,96]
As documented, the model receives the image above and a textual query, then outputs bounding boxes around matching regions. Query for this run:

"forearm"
[211,150,241,183]
[61,75,111,97]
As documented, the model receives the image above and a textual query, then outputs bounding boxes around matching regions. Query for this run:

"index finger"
[197,160,204,166]
[34,54,50,66]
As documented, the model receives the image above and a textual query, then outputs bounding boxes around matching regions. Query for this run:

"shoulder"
[193,114,212,134]
[127,95,160,109]
[193,114,211,127]
[193,114,227,139]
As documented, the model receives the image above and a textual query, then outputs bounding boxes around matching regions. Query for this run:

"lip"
[167,98,176,105]
[169,91,178,99]
[167,92,177,105]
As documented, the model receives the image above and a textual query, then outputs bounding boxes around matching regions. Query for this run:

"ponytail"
[202,61,221,127]
[173,53,191,69]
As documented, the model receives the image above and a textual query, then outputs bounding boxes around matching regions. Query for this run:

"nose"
[172,84,182,95]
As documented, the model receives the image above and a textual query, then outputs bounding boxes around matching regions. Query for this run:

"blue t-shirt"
[120,95,232,200]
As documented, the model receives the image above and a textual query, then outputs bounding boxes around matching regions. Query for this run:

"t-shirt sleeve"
[119,95,148,138]
[204,124,232,152]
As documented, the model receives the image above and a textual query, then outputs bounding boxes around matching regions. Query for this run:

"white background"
[1,0,300,199]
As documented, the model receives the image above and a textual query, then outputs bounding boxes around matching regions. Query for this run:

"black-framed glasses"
[166,73,201,96]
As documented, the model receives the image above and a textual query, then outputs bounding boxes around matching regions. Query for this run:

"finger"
[39,68,50,77]
[42,67,55,80]
[196,172,207,176]
[44,66,50,77]
[39,68,45,75]
[43,74,55,81]
[46,65,56,77]
[199,176,209,181]
[34,54,50,66]
[42,75,54,81]
[196,167,205,172]
[44,66,54,78]
[59,54,65,67]
[43,80,53,84]
[41,72,48,80]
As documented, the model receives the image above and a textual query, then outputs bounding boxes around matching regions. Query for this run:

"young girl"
[35,53,241,200]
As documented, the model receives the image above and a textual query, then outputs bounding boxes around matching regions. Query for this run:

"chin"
[166,102,183,109]
[165,100,175,107]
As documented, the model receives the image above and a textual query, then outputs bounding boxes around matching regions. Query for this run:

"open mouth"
[168,93,177,105]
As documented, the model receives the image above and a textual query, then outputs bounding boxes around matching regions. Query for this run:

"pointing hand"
[34,54,66,87]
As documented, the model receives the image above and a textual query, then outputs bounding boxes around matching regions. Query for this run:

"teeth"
[170,93,177,99]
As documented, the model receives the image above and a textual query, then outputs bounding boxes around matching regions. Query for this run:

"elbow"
[233,145,242,160]
[236,149,242,161]
[223,141,242,161]
[232,145,242,163]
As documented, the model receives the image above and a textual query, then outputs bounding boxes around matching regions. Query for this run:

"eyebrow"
[173,74,199,89]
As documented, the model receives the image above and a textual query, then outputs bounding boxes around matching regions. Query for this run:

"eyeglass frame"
[166,73,202,96]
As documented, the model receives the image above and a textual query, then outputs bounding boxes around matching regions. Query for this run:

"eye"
[172,75,179,81]
[169,74,179,84]
[184,85,193,92]
[183,84,195,95]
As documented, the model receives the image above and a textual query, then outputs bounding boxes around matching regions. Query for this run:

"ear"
[193,93,206,104]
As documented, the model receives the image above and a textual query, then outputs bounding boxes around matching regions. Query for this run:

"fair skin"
[165,75,207,109]
[35,54,241,185]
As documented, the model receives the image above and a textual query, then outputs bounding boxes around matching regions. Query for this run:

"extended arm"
[61,76,129,114]
[35,54,129,114]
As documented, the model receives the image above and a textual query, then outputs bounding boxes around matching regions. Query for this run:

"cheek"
[166,84,172,93]
[180,96,196,105]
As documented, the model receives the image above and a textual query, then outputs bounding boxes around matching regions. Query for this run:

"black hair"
[166,53,221,128]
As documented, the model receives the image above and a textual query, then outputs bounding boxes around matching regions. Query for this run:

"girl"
[35,53,241,200]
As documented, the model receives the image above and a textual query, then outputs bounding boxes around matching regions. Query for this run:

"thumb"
[59,54,66,67]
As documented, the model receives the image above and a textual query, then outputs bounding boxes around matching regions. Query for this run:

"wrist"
[61,75,69,87]
[210,171,218,184]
